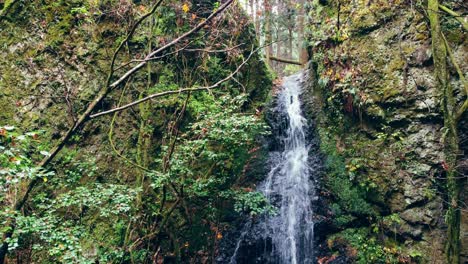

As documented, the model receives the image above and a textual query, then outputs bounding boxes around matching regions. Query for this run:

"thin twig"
[108,0,235,90]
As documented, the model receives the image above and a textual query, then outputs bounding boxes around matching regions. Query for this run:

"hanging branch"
[0,1,236,262]
[90,45,257,119]
[440,32,468,121]
[107,0,235,90]
[440,33,467,96]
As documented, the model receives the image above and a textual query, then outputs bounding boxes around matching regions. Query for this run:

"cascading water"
[222,73,317,264]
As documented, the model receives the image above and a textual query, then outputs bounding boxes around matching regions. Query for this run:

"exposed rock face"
[304,0,466,263]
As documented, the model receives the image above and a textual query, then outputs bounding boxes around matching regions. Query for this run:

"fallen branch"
[269,56,302,65]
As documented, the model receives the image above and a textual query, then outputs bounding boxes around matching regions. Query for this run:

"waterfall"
[225,73,316,264]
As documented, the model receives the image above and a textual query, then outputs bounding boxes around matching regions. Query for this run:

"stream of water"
[228,73,316,263]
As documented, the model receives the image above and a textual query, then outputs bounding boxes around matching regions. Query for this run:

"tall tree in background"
[250,0,254,18]
[255,0,260,34]
[250,0,302,72]
[286,0,295,59]
[297,0,307,64]
[264,0,273,65]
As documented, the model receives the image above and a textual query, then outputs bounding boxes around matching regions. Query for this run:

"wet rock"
[387,110,413,126]
[388,191,406,213]
[396,221,423,240]
[305,1,461,262]
[405,124,444,165]
[400,206,437,226]
[415,97,436,112]
[406,163,432,178]
[402,178,430,207]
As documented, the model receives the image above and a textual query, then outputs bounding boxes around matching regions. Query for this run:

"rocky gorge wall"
[304,0,467,263]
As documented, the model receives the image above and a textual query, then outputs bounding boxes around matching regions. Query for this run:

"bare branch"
[440,32,468,121]
[113,32,212,72]
[90,45,258,119]
[113,42,193,72]
[455,99,468,121]
[184,43,245,53]
[107,0,165,87]
[440,33,467,96]
[108,0,235,90]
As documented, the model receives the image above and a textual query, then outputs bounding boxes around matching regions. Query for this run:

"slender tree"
[287,0,294,59]
[297,0,307,64]
[428,0,467,263]
[264,0,273,65]
[255,0,260,34]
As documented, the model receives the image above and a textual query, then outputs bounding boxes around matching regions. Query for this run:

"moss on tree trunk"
[428,0,461,263]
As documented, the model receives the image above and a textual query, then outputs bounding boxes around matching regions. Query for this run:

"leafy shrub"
[328,228,399,264]
[318,127,375,222]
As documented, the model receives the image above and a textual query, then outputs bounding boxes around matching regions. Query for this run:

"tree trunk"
[264,0,272,65]
[286,0,294,59]
[428,0,461,263]
[250,0,254,17]
[255,0,260,34]
[297,0,308,64]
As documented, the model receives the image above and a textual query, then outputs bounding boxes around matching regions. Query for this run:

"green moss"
[0,96,14,122]
[44,12,74,48]
[386,57,405,73]
[366,105,386,119]
[328,228,400,264]
[445,28,464,45]
[381,85,401,100]
[318,126,376,218]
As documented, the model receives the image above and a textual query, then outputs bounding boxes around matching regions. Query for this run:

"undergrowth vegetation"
[0,0,273,262]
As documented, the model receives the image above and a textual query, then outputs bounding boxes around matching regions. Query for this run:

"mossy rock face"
[306,1,466,263]
[0,89,15,122]
[1,1,272,262]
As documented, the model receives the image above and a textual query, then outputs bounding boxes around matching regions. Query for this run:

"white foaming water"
[264,74,314,264]
[229,73,315,264]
